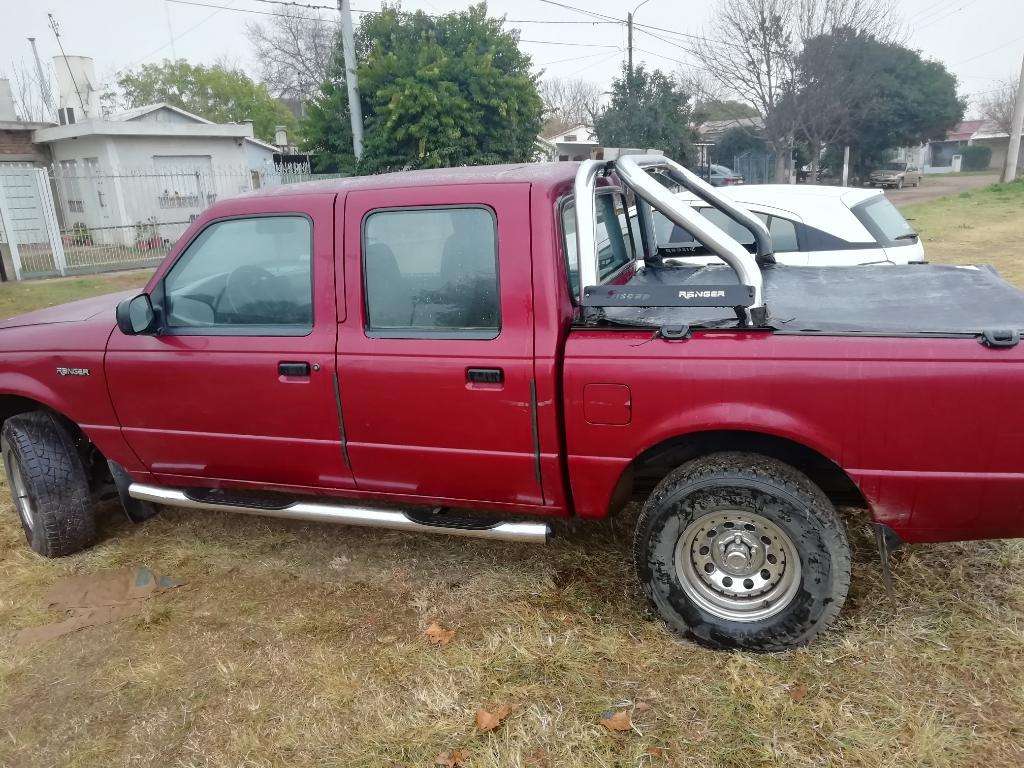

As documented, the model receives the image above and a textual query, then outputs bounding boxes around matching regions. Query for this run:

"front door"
[337,184,543,509]
[105,194,353,491]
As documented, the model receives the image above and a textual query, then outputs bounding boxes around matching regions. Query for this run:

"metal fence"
[732,151,776,185]
[0,163,345,280]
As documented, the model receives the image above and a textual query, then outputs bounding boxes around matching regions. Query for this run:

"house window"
[558,155,570,161]
[153,155,215,209]
[58,160,84,213]
[564,134,578,142]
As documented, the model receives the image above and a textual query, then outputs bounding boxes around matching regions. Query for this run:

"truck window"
[561,191,638,298]
[851,196,916,246]
[362,206,499,339]
[163,215,312,331]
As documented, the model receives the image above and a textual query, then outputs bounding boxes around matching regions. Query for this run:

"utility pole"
[27,37,56,118]
[627,12,633,81]
[337,0,364,161]
[1002,53,1024,184]
[626,1,649,86]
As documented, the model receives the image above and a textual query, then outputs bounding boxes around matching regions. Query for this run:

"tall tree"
[691,0,896,181]
[794,29,962,178]
[117,60,295,143]
[592,64,696,163]
[245,8,336,104]
[979,78,1020,134]
[538,77,602,136]
[303,3,543,174]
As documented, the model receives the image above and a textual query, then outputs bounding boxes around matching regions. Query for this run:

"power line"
[537,49,622,67]
[954,33,1024,66]
[536,0,620,24]
[917,0,980,32]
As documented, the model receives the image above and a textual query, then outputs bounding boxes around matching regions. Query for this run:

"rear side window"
[163,215,312,333]
[561,192,638,298]
[852,196,916,246]
[768,216,799,252]
[362,206,499,339]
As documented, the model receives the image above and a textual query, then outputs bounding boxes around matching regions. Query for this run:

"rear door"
[337,183,543,509]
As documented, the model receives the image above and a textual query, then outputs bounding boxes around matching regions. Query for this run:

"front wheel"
[1,412,96,557]
[633,453,851,651]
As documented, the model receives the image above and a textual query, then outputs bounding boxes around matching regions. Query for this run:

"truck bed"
[594,263,1024,336]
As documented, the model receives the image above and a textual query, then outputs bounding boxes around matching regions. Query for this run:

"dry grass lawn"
[1,181,1023,768]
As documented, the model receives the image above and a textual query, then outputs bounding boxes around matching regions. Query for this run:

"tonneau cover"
[591,263,1024,336]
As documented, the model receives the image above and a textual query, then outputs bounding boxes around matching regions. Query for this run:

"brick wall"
[0,129,50,164]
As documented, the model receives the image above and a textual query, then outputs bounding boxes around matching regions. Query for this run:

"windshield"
[877,163,906,172]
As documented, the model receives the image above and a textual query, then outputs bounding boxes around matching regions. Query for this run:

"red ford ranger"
[2,155,1023,651]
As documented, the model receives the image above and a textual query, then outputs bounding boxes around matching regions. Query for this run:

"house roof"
[698,117,763,139]
[108,102,215,124]
[945,120,986,141]
[245,136,279,152]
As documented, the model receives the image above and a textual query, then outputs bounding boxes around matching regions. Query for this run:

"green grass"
[1,185,1024,767]
[901,178,1024,286]
[0,269,152,319]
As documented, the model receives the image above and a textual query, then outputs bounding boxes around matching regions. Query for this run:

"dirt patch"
[887,172,1000,206]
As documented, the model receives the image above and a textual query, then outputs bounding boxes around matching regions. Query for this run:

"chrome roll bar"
[614,154,768,311]
[573,159,604,295]
[572,155,769,325]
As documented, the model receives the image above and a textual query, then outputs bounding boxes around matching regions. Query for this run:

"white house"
[33,102,279,248]
[537,124,600,161]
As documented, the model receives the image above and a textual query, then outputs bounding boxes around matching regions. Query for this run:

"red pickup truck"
[2,156,1023,651]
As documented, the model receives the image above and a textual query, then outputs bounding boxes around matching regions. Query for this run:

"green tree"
[713,126,766,167]
[793,30,964,173]
[592,64,696,163]
[304,3,543,174]
[117,60,295,143]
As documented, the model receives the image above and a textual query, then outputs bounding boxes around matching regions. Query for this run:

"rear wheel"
[633,452,851,651]
[1,412,96,557]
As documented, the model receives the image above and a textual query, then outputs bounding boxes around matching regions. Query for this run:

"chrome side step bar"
[128,483,551,544]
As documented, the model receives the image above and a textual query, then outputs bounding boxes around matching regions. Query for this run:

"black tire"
[633,452,851,651]
[1,411,96,557]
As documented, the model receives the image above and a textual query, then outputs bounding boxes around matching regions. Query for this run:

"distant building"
[921,120,1022,173]
[536,124,600,161]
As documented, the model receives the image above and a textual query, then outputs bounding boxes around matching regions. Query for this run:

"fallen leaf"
[646,745,666,758]
[434,749,469,767]
[475,704,512,732]
[790,682,808,702]
[424,621,455,646]
[600,709,632,732]
[634,701,652,713]
[526,748,550,767]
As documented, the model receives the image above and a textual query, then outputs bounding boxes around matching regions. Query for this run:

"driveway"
[884,172,999,206]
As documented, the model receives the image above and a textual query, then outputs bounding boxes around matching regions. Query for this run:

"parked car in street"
[654,184,924,266]
[3,157,1024,653]
[868,162,922,189]
[709,163,744,186]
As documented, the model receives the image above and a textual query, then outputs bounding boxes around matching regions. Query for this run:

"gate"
[0,164,67,279]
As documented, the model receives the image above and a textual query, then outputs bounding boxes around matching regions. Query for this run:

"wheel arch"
[613,429,870,515]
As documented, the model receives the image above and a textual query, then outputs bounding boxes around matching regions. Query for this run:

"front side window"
[363,207,499,338]
[852,196,916,246]
[163,216,312,332]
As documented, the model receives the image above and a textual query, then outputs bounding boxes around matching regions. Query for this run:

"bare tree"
[245,8,336,104]
[690,0,896,182]
[979,79,1019,134]
[4,60,54,122]
[537,77,602,136]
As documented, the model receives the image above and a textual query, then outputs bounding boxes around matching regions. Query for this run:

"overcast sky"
[3,0,1022,118]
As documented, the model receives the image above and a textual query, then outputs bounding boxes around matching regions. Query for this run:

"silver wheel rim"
[674,510,801,622]
[3,447,34,533]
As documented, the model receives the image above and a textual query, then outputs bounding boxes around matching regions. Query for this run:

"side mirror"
[115,293,158,335]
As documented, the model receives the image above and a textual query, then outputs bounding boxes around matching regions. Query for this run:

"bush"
[961,144,992,171]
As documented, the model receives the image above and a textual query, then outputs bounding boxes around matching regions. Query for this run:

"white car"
[654,184,925,266]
